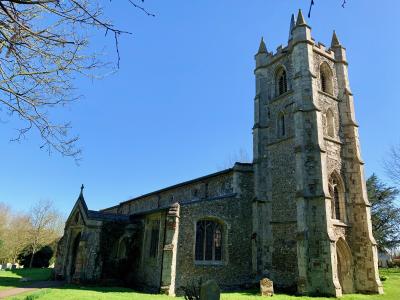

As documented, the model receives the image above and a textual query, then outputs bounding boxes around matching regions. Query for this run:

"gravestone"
[260,278,274,297]
[11,264,17,270]
[200,279,220,300]
[6,263,12,269]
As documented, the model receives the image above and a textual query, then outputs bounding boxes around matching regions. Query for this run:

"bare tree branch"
[308,0,347,18]
[0,0,154,161]
[384,143,400,187]
[27,199,63,268]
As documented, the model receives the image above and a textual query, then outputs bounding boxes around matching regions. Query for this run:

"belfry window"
[320,63,333,95]
[276,68,288,96]
[195,220,223,262]
[321,72,327,93]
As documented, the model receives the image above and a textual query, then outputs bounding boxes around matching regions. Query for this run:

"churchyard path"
[0,280,64,299]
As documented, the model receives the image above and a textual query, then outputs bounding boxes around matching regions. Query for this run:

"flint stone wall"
[175,169,254,292]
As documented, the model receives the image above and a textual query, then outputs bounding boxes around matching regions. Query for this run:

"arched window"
[320,63,333,95]
[195,219,223,261]
[326,109,335,138]
[329,173,345,221]
[276,68,288,96]
[73,212,80,224]
[117,238,128,259]
[149,219,160,258]
[321,72,328,92]
[277,112,286,137]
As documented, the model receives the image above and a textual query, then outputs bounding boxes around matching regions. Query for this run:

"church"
[55,10,383,297]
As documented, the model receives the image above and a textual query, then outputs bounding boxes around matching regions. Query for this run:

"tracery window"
[195,220,223,262]
[276,68,288,96]
[329,173,345,221]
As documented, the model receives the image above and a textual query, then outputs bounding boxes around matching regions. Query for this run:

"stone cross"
[200,279,220,300]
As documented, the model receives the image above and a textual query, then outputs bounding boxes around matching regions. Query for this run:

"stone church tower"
[252,10,383,297]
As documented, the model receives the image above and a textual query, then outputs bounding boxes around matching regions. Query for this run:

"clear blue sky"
[1,0,399,216]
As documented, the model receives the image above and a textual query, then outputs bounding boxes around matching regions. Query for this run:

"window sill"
[270,90,293,103]
[266,135,294,147]
[331,219,348,227]
[323,136,342,145]
[194,260,226,267]
[318,90,340,102]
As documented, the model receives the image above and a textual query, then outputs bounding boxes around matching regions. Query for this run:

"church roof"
[87,210,130,222]
[101,162,253,211]
[68,184,130,223]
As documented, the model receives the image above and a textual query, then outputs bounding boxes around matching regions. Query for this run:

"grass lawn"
[0,268,52,291]
[4,268,400,300]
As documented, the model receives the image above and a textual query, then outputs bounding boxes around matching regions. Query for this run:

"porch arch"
[69,232,81,279]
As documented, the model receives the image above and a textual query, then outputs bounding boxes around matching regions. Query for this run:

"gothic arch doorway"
[336,238,354,294]
[69,232,81,279]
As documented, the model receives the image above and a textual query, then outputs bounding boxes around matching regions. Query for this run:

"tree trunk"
[29,249,36,268]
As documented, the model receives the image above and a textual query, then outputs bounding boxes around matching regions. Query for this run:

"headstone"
[0,264,3,270]
[200,279,220,300]
[260,278,274,297]
[6,263,12,269]
[11,264,17,270]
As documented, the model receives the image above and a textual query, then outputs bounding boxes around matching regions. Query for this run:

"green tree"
[367,174,400,250]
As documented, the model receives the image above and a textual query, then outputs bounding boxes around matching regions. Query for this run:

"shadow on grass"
[1,269,163,296]
[0,268,52,289]
[12,284,172,300]
[0,269,170,298]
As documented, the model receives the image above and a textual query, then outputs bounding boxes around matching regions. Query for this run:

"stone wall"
[133,212,166,291]
[174,169,254,292]
[99,163,254,294]
[269,139,298,287]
